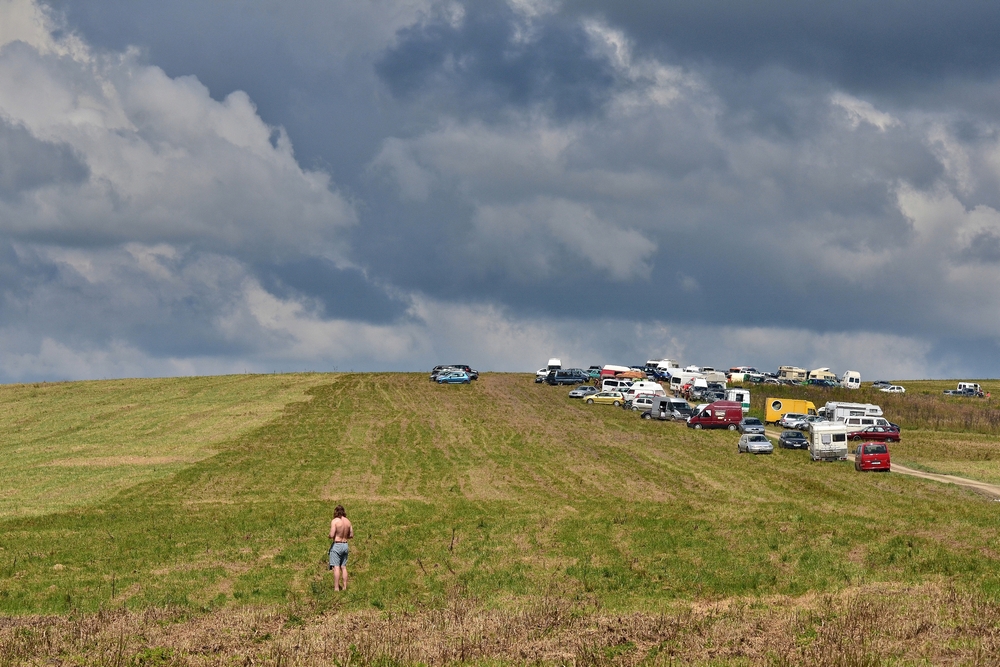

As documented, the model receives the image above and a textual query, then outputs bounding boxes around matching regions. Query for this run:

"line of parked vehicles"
[535,358,936,471]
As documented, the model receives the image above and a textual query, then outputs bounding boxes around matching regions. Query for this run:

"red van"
[687,400,744,430]
[854,442,891,472]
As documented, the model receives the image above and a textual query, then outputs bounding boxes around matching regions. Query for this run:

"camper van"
[765,398,817,424]
[807,368,838,382]
[958,382,982,393]
[778,366,807,381]
[547,358,562,370]
[841,371,861,389]
[808,422,849,461]
[726,388,751,413]
[821,402,883,420]
[687,400,744,430]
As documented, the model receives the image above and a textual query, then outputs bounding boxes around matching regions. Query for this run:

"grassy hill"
[2,373,1000,664]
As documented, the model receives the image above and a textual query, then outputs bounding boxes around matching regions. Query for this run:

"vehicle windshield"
[744,418,762,425]
[750,435,767,442]
[783,431,804,438]
[865,444,888,454]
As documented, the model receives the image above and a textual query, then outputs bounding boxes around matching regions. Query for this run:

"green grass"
[3,373,1000,620]
[0,374,330,518]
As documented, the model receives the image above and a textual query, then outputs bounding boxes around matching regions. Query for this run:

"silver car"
[568,385,598,398]
[738,433,774,454]
[738,417,766,434]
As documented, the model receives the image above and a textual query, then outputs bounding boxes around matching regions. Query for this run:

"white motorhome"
[841,371,861,389]
[821,402,883,420]
[726,388,751,413]
[808,422,849,461]
[547,358,562,370]
[958,382,982,393]
[656,359,681,370]
[778,366,807,381]
[807,367,838,382]
[623,381,667,400]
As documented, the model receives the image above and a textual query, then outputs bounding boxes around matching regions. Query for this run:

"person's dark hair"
[334,505,346,518]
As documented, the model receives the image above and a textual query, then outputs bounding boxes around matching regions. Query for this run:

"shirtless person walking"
[328,505,354,591]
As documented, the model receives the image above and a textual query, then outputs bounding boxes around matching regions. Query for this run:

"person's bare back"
[330,516,353,542]
[328,504,354,590]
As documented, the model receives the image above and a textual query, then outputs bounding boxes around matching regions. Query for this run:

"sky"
[1,0,1000,381]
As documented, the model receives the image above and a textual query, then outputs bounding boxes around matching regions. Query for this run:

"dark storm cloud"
[4,0,1000,380]
[376,1,616,119]
[0,118,88,200]
[566,0,1000,96]
[257,258,410,324]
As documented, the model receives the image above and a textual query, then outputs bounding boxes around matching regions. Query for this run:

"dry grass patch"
[4,582,1000,665]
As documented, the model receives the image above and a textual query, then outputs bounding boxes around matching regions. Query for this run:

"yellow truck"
[765,397,817,424]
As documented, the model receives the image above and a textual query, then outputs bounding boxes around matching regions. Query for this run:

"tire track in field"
[764,427,1000,498]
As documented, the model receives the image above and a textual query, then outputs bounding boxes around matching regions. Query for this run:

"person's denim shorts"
[329,542,349,567]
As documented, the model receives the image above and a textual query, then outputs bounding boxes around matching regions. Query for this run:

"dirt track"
[764,428,1000,499]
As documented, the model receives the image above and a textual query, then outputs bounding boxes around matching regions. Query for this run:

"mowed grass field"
[4,373,1000,665]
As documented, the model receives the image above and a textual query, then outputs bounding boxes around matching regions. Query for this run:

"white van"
[725,388,751,413]
[808,422,848,461]
[655,359,681,371]
[602,378,634,392]
[841,371,861,389]
[843,416,894,432]
[958,382,982,392]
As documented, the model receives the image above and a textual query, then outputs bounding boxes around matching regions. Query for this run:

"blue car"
[437,371,471,384]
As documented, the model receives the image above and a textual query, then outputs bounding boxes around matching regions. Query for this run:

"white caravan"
[778,366,807,381]
[623,381,667,400]
[821,402,883,420]
[726,388,751,413]
[841,371,861,389]
[808,422,849,461]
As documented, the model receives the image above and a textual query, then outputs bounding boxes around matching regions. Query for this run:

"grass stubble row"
[2,373,1000,665]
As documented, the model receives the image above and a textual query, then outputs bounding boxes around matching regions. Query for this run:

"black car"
[778,430,809,449]
[546,369,589,385]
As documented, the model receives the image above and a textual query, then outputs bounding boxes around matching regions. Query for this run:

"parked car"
[880,385,906,394]
[436,371,471,384]
[738,434,774,454]
[871,380,891,388]
[738,417,766,435]
[568,385,599,399]
[802,415,829,429]
[778,413,808,429]
[535,368,550,383]
[778,430,809,449]
[944,388,983,397]
[546,369,589,385]
[854,442,891,472]
[585,391,625,406]
[848,426,900,443]
[629,396,656,412]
